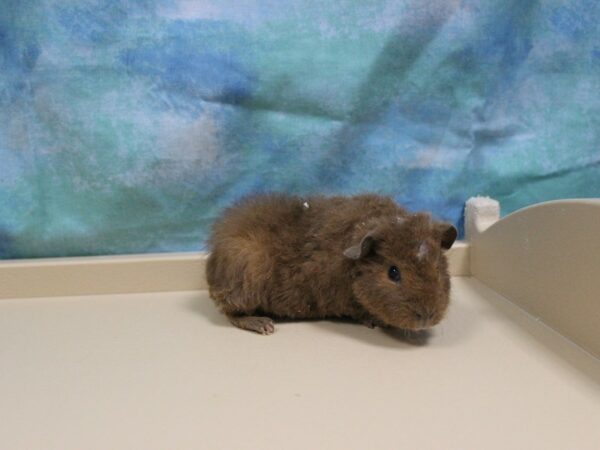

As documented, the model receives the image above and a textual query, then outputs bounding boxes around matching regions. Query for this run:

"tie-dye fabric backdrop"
[1,0,599,258]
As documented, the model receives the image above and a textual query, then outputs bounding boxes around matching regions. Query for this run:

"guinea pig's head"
[344,214,457,330]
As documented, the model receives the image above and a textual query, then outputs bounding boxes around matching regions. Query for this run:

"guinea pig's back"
[209,194,407,260]
[208,194,308,246]
[304,194,407,240]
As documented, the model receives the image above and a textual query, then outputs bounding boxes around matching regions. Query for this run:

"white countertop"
[1,278,599,450]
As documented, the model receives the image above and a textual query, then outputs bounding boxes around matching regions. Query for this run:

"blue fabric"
[1,0,599,258]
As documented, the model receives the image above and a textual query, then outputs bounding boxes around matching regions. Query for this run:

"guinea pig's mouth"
[374,313,436,331]
[413,314,437,330]
[409,322,432,331]
[401,321,431,331]
[396,309,442,331]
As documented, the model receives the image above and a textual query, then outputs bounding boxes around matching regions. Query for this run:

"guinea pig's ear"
[435,222,458,250]
[343,231,376,260]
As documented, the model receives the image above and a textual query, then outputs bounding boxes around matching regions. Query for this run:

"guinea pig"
[206,193,457,335]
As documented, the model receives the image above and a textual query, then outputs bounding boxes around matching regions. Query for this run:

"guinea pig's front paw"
[227,315,276,335]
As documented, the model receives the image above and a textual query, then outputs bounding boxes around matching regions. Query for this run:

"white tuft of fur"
[417,241,428,260]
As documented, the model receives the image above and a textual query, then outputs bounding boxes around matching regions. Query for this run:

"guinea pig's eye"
[388,265,401,282]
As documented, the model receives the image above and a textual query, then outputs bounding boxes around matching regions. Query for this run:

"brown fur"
[206,193,457,334]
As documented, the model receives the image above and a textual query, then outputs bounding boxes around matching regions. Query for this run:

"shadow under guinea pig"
[186,295,433,347]
[307,319,433,348]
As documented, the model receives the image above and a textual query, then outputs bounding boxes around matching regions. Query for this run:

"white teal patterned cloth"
[1,0,599,257]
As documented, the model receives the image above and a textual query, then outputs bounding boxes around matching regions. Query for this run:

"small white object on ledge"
[465,196,500,241]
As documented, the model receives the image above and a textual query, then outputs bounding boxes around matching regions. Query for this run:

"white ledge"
[0,243,470,300]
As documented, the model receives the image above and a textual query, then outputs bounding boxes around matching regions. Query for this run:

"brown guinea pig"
[206,193,457,335]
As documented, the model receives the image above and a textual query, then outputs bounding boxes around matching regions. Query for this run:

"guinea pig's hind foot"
[227,314,275,335]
